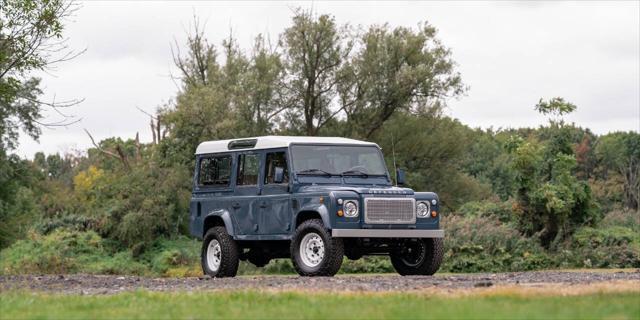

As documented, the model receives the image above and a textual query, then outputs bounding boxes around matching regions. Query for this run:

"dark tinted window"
[265,152,289,184]
[198,155,232,186]
[237,153,260,185]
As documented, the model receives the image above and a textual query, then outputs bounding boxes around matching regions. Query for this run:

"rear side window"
[265,152,289,184]
[237,153,260,185]
[198,155,232,187]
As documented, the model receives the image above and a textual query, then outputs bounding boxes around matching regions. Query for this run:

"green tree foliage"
[0,0,79,150]
[280,9,350,136]
[374,112,491,210]
[509,99,599,248]
[340,23,464,139]
[534,97,577,120]
[1,8,635,274]
[594,132,640,210]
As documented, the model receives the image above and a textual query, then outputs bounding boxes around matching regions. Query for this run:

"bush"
[599,209,640,232]
[143,237,201,276]
[340,256,393,273]
[0,229,147,275]
[441,215,552,272]
[457,199,516,224]
[557,210,640,268]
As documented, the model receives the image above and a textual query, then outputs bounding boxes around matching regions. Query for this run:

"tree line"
[1,2,638,273]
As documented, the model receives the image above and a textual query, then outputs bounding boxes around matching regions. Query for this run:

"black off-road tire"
[390,238,444,276]
[201,226,240,278]
[290,219,344,276]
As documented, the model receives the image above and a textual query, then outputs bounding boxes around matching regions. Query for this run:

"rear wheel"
[201,226,239,277]
[291,219,343,276]
[390,238,443,276]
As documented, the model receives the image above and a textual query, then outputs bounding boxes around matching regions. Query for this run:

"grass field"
[1,290,639,319]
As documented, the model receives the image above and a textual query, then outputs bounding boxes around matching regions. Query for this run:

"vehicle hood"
[298,185,414,195]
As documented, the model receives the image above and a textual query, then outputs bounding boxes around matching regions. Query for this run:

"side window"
[198,155,232,187]
[237,153,260,186]
[265,152,289,184]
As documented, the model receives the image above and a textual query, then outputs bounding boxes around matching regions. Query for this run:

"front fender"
[296,202,332,229]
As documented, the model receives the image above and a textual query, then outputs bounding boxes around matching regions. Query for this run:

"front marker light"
[417,202,430,218]
[431,199,437,206]
[343,201,359,217]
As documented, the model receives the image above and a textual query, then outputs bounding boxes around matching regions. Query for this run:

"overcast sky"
[15,0,640,157]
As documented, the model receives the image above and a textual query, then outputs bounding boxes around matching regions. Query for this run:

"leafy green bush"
[599,209,640,232]
[557,210,640,268]
[143,237,201,276]
[35,214,99,235]
[457,199,516,223]
[340,256,393,274]
[0,229,147,275]
[441,215,551,272]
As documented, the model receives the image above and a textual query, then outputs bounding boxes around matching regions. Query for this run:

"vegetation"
[1,1,638,276]
[1,290,639,319]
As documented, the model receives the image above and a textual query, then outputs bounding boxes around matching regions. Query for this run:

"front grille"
[364,198,416,224]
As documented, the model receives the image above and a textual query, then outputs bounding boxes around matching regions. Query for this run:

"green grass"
[1,291,639,319]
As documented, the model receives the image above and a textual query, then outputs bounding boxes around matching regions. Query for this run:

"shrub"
[599,209,640,232]
[0,229,147,275]
[558,224,640,268]
[340,256,393,274]
[441,215,551,272]
[456,199,516,223]
[142,236,201,276]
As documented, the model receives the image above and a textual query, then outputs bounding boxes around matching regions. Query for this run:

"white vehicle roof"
[195,135,379,155]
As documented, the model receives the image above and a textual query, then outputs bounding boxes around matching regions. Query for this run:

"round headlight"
[343,201,359,217]
[417,202,430,218]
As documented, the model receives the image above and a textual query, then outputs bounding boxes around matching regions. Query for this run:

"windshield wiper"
[296,168,334,176]
[340,169,369,178]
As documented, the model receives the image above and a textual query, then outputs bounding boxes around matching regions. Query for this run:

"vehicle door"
[259,149,292,235]
[231,152,262,235]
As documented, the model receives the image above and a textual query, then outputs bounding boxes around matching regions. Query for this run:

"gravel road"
[2,270,639,295]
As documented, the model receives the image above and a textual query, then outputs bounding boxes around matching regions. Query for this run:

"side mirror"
[274,167,285,184]
[396,168,406,186]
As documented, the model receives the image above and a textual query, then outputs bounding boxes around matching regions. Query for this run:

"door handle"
[259,201,267,208]
[232,202,241,209]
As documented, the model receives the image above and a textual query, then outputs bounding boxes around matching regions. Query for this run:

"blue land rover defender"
[190,136,444,277]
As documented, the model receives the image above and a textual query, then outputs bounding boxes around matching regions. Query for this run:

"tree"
[280,9,351,135]
[510,98,599,248]
[340,23,465,139]
[534,97,577,121]
[374,112,491,211]
[237,35,285,135]
[0,0,80,150]
[595,132,640,210]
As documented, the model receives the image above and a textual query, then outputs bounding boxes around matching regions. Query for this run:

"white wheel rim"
[207,239,221,272]
[299,232,325,268]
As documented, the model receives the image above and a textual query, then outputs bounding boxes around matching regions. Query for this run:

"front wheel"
[390,238,443,276]
[201,226,239,277]
[290,219,344,276]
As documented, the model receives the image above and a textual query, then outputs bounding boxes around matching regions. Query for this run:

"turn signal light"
[431,211,438,217]
[337,209,344,217]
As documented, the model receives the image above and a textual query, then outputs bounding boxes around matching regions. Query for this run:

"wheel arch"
[203,210,235,237]
[295,208,330,229]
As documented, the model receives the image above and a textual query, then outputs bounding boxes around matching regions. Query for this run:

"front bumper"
[332,229,444,238]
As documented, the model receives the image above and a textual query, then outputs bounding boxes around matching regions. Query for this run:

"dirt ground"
[1,270,639,295]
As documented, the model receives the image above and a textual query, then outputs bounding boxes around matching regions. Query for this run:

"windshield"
[291,145,388,176]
